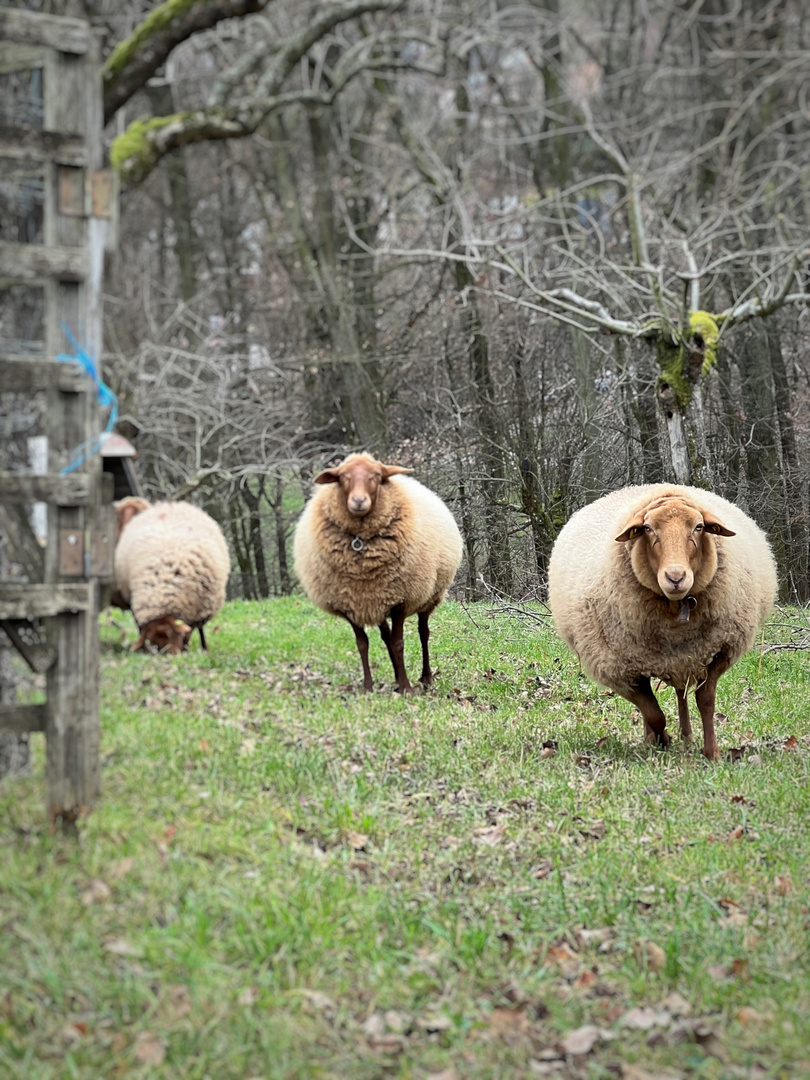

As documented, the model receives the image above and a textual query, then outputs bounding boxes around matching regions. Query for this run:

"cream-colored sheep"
[548,484,777,760]
[293,453,463,692]
[113,498,231,655]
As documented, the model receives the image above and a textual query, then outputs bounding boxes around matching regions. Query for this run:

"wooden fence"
[0,7,116,823]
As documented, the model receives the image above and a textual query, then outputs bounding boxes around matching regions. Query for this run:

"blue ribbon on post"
[56,324,119,475]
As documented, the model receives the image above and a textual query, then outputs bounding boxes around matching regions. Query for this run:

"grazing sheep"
[113,498,231,655]
[548,484,777,760]
[293,452,463,692]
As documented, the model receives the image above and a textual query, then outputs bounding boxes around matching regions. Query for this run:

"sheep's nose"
[349,495,370,514]
[665,568,686,589]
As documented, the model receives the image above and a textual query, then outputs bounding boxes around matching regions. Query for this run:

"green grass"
[2,597,810,1078]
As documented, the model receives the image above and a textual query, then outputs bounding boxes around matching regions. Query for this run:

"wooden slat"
[0,704,46,735]
[0,473,91,505]
[0,359,86,392]
[0,10,91,55]
[0,242,87,282]
[0,126,87,167]
[0,584,91,620]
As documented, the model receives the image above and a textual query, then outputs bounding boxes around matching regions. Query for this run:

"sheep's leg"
[695,653,730,762]
[675,688,693,742]
[197,625,207,651]
[624,677,671,748]
[417,611,433,686]
[349,621,374,692]
[388,604,413,693]
[378,619,398,680]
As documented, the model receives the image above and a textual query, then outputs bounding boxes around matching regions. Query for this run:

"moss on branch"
[653,310,721,409]
[110,114,187,180]
[103,0,201,81]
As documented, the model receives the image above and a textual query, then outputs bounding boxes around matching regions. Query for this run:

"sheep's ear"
[380,464,414,480]
[314,469,341,485]
[115,497,149,534]
[700,511,735,537]
[614,514,645,543]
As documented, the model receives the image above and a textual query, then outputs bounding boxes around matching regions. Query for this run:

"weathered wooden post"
[0,7,115,823]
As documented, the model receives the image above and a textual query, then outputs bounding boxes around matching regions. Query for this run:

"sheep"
[293,452,463,692]
[547,484,777,761]
[113,497,231,655]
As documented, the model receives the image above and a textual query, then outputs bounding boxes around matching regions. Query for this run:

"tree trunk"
[654,334,715,487]
[239,480,269,599]
[269,475,291,595]
[768,323,808,601]
[737,323,787,592]
[513,340,554,583]
[145,83,198,305]
[229,495,258,601]
[570,327,601,500]
[456,260,513,595]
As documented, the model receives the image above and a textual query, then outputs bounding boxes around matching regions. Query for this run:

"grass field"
[1,596,809,1079]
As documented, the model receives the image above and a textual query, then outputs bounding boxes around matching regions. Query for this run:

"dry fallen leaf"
[487,1005,532,1038]
[474,823,506,846]
[707,963,731,981]
[107,857,136,881]
[693,1021,725,1060]
[660,991,692,1017]
[416,1013,453,1032]
[60,1022,86,1045]
[578,820,607,840]
[575,927,612,949]
[621,1066,682,1080]
[775,873,793,895]
[633,939,666,973]
[736,1005,764,1025]
[164,984,192,1019]
[103,938,143,958]
[717,898,748,927]
[81,879,111,905]
[560,1024,600,1055]
[560,1024,613,1055]
[619,1006,671,1030]
[573,969,598,990]
[237,985,259,1006]
[133,1031,167,1066]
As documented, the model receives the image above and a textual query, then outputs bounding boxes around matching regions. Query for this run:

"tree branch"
[103,0,271,125]
[110,0,404,183]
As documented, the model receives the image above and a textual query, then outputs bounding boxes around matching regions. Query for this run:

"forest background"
[14,0,810,603]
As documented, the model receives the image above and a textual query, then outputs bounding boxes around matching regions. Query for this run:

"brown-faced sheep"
[113,497,230,655]
[293,452,463,692]
[548,484,777,760]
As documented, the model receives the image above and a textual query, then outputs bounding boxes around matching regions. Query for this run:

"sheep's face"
[615,495,735,600]
[135,616,193,655]
[314,454,413,519]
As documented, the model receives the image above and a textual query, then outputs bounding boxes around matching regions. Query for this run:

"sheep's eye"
[694,523,704,532]
[643,524,653,533]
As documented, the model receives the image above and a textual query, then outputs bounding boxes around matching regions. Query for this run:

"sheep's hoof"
[643,726,671,748]
[702,744,721,762]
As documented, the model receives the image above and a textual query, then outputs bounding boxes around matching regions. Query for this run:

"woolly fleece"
[114,501,230,630]
[548,484,777,696]
[293,472,463,628]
